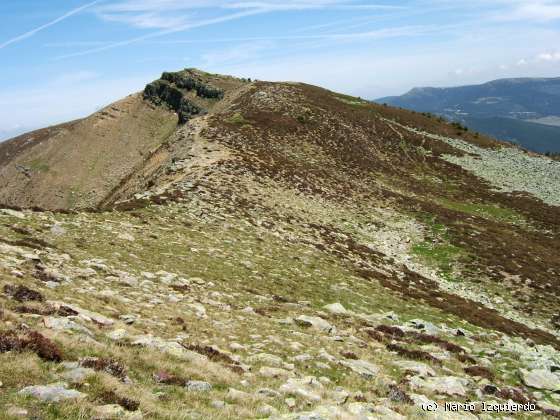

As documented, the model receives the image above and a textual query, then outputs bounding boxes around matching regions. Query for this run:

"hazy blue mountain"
[376,77,560,153]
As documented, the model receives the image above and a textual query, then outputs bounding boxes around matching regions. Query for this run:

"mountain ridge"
[376,76,560,154]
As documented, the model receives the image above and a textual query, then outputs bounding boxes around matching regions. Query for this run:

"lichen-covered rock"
[143,80,201,124]
[520,368,560,391]
[19,383,86,402]
[161,70,224,99]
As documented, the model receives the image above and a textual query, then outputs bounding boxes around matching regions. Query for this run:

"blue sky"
[1,0,560,139]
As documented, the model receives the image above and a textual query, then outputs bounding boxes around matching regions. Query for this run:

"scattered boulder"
[520,369,560,391]
[19,383,86,402]
[323,303,348,315]
[92,404,126,420]
[279,376,323,402]
[185,381,212,392]
[393,360,436,377]
[62,367,95,384]
[48,301,114,326]
[410,375,470,397]
[259,366,295,379]
[295,315,334,333]
[248,352,283,367]
[132,335,207,362]
[340,359,379,379]
[44,316,92,336]
[226,388,251,401]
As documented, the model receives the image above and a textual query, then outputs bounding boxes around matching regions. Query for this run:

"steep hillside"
[1,70,560,419]
[0,69,248,211]
[376,77,560,153]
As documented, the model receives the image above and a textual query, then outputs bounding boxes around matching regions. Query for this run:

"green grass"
[332,92,369,107]
[438,199,524,224]
[226,112,250,126]
[412,242,463,281]
[27,159,50,172]
[412,214,465,282]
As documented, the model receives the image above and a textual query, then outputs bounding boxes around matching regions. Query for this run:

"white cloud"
[0,1,101,50]
[537,51,560,61]
[493,0,560,22]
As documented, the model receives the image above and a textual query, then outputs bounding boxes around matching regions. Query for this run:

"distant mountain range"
[376,77,560,154]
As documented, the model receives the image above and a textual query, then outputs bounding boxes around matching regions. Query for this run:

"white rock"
[0,209,25,219]
[62,368,95,384]
[259,367,295,379]
[19,383,86,402]
[323,303,348,315]
[520,369,560,391]
[106,329,128,341]
[185,381,212,392]
[410,375,470,397]
[279,376,323,402]
[43,317,92,335]
[295,315,334,333]
[131,335,207,362]
[226,388,252,401]
[249,353,283,367]
[50,224,66,236]
[393,360,436,377]
[340,359,379,379]
[117,232,135,242]
[92,404,126,419]
[48,301,114,326]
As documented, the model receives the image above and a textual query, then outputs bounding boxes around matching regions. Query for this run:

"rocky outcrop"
[143,80,201,124]
[161,71,224,99]
[143,69,225,124]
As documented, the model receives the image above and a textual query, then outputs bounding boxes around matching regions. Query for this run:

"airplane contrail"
[0,0,101,50]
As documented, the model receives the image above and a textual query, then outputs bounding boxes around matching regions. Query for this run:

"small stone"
[393,360,436,377]
[259,366,295,379]
[106,329,129,341]
[0,209,25,219]
[249,353,283,367]
[62,367,95,384]
[410,375,470,397]
[185,381,212,392]
[294,315,334,333]
[43,317,92,335]
[117,232,135,242]
[6,406,28,418]
[257,388,281,398]
[258,404,278,416]
[19,383,86,402]
[211,400,226,409]
[323,303,348,315]
[50,224,66,236]
[279,377,323,402]
[340,359,379,379]
[227,388,251,401]
[92,404,126,419]
[285,397,297,408]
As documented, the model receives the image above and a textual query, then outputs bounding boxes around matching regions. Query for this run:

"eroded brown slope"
[0,94,177,210]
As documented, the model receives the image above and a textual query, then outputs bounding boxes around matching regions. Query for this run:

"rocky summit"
[0,69,560,419]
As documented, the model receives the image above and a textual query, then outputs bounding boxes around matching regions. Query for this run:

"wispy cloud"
[491,0,560,22]
[0,0,101,50]
[59,0,400,57]
[56,8,266,59]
